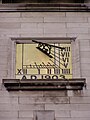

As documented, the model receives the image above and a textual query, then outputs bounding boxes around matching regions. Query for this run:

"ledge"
[3,78,86,91]
[0,3,90,12]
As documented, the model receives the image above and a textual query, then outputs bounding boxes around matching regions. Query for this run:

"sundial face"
[16,41,72,79]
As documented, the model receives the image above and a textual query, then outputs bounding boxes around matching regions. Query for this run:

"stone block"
[67,90,84,97]
[79,40,90,46]
[45,104,70,111]
[44,28,66,34]
[0,111,18,118]
[19,97,35,104]
[0,38,9,45]
[0,18,20,23]
[20,17,44,23]
[66,12,90,17]
[66,33,78,38]
[0,96,18,104]
[0,51,8,58]
[56,118,90,120]
[44,27,88,34]
[71,111,90,117]
[65,17,87,23]
[21,12,65,18]
[18,91,43,97]
[0,13,20,18]
[34,110,55,120]
[0,22,21,29]
[0,118,33,120]
[0,16,41,25]
[19,104,44,111]
[67,23,90,28]
[81,70,90,77]
[81,58,90,63]
[86,84,90,89]
[0,70,7,77]
[0,29,21,36]
[46,103,90,111]
[55,110,70,118]
[0,104,19,111]
[88,17,90,22]
[19,96,69,104]
[78,34,90,39]
[0,57,7,64]
[20,28,43,34]
[18,118,33,120]
[67,28,88,34]
[0,46,8,52]
[80,46,90,52]
[85,77,90,83]
[0,90,10,96]
[20,32,44,37]
[41,23,66,28]
[74,104,90,111]
[0,65,7,71]
[5,33,20,38]
[81,63,90,70]
[44,17,87,23]
[43,91,67,97]
[44,16,61,23]
[43,33,66,37]
[21,23,37,29]
[70,97,90,104]
[19,111,33,118]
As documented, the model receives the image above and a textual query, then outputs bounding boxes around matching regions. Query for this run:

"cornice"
[0,3,90,12]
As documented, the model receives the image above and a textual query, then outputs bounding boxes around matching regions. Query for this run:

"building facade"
[0,0,90,120]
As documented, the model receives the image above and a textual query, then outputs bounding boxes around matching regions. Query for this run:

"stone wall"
[0,11,90,120]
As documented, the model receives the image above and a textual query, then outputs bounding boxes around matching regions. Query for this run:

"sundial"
[3,39,86,91]
[16,40,72,80]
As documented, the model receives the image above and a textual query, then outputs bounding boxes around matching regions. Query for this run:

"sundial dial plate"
[16,40,72,79]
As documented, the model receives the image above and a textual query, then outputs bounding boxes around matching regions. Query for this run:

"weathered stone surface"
[19,104,45,111]
[0,10,90,120]
[71,111,90,118]
[70,97,90,104]
[44,17,88,23]
[56,118,90,120]
[0,111,18,118]
[21,12,65,18]
[43,91,67,97]
[19,111,33,118]
[55,110,70,117]
[0,13,20,18]
[0,96,18,104]
[0,22,21,29]
[34,110,55,120]
[19,96,70,104]
[66,12,90,17]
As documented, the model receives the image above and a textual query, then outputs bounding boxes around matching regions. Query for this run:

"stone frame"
[8,37,81,79]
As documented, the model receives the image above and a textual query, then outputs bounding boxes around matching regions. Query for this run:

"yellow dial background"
[16,43,72,79]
